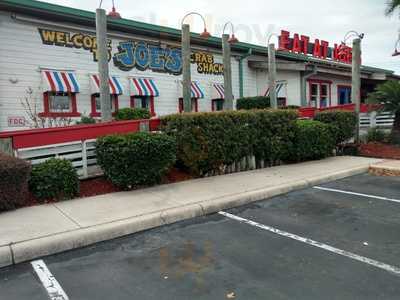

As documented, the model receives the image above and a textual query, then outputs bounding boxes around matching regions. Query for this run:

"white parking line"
[313,186,400,204]
[31,260,69,300]
[219,211,400,276]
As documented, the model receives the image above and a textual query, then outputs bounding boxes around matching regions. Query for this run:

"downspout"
[300,65,318,107]
[238,49,253,98]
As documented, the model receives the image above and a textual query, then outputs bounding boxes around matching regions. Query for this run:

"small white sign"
[8,116,26,127]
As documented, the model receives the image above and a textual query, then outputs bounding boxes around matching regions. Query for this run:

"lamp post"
[181,13,211,113]
[343,31,364,143]
[96,0,121,122]
[222,22,239,110]
[267,34,279,109]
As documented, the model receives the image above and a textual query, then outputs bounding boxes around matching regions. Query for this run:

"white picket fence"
[15,139,101,179]
[359,112,394,128]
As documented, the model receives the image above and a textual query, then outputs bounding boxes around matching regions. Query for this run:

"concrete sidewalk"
[0,156,382,268]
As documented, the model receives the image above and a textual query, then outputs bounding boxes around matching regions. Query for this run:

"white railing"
[359,112,394,128]
[15,139,101,179]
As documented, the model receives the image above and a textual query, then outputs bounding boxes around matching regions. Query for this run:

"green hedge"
[0,154,31,212]
[287,120,336,162]
[29,158,79,202]
[161,110,298,176]
[96,132,176,189]
[236,96,270,110]
[315,111,357,145]
[115,108,151,121]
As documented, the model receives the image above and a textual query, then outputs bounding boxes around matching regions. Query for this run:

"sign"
[38,28,112,61]
[278,30,353,64]
[8,116,26,127]
[113,41,182,75]
[191,52,224,75]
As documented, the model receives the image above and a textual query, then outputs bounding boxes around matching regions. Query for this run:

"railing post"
[82,140,88,179]
[0,137,14,156]
[370,111,377,128]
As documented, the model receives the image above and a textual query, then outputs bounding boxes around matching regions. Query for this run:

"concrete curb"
[0,163,371,269]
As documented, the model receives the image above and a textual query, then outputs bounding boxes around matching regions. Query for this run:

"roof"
[0,0,396,76]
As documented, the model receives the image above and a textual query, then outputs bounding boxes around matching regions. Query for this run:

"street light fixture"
[267,33,279,109]
[342,30,364,144]
[181,12,211,113]
[96,0,121,122]
[222,22,239,110]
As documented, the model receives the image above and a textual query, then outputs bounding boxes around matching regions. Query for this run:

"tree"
[367,80,400,144]
[386,0,400,16]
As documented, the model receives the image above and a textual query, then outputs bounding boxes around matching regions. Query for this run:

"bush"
[280,105,300,110]
[76,115,96,125]
[236,96,270,110]
[315,111,357,145]
[29,158,79,202]
[0,154,31,212]
[96,132,176,189]
[286,120,336,162]
[115,108,151,121]
[161,110,298,176]
[366,127,389,143]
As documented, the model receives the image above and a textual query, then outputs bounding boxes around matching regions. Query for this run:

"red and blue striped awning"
[90,74,124,95]
[42,70,80,93]
[130,78,160,97]
[180,81,205,99]
[212,83,225,99]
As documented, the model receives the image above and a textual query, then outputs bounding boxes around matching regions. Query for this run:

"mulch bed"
[359,142,400,160]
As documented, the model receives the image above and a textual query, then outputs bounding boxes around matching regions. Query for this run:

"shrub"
[315,111,357,145]
[96,132,176,189]
[280,105,300,110]
[0,154,31,212]
[115,108,151,121]
[76,115,96,125]
[29,158,79,202]
[287,120,336,162]
[236,96,270,110]
[366,127,389,143]
[161,110,298,176]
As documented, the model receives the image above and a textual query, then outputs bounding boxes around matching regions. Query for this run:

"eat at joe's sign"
[279,30,353,64]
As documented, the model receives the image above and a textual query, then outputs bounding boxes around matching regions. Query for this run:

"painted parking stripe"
[31,260,69,300]
[313,186,400,204]
[219,211,400,276]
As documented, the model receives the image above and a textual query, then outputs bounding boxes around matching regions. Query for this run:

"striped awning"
[212,83,225,99]
[263,82,287,98]
[130,78,160,97]
[42,70,80,93]
[179,81,205,99]
[90,74,123,95]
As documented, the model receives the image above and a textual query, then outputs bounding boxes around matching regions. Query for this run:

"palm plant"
[386,0,400,16]
[367,80,400,144]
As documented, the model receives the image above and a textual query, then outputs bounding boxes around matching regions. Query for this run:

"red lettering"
[313,39,321,58]
[292,33,301,53]
[279,30,290,51]
[321,40,329,59]
[301,35,310,55]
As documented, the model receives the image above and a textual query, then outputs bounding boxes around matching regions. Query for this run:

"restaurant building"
[0,0,398,131]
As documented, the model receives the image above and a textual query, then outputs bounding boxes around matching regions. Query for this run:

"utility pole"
[222,34,234,110]
[181,24,192,113]
[96,8,112,121]
[268,43,277,109]
[351,38,361,143]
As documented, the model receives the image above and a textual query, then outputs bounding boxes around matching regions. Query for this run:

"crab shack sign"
[278,30,353,64]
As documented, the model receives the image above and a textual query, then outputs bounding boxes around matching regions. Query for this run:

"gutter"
[238,49,253,98]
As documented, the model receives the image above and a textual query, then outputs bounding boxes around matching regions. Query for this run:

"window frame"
[337,85,352,105]
[211,99,224,111]
[308,79,332,108]
[90,94,119,117]
[178,98,199,113]
[130,95,155,116]
[39,92,80,118]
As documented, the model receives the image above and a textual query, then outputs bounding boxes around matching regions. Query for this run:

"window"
[308,80,331,108]
[212,99,224,111]
[90,94,119,117]
[39,92,80,117]
[130,96,155,116]
[338,86,352,105]
[277,98,287,107]
[178,98,198,113]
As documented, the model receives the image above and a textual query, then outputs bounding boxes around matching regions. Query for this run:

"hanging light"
[223,21,239,44]
[181,12,211,39]
[107,0,121,19]
[200,28,211,39]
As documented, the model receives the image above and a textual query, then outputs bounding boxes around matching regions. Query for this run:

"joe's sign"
[278,30,353,64]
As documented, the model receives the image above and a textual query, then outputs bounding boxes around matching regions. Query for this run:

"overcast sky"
[45,0,400,73]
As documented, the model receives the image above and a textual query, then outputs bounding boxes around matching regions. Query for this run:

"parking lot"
[1,173,399,300]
